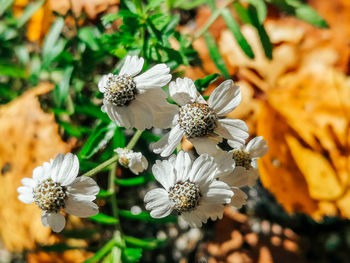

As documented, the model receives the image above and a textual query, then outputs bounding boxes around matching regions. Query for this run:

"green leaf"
[113,126,126,149]
[89,213,119,225]
[97,189,113,199]
[75,98,111,122]
[53,66,74,107]
[124,0,137,14]
[140,131,160,142]
[123,235,166,250]
[221,8,255,59]
[0,0,15,17]
[115,173,154,186]
[0,62,27,78]
[16,0,45,28]
[233,2,252,24]
[194,73,220,92]
[146,0,165,12]
[171,0,207,10]
[119,210,177,223]
[286,0,328,28]
[84,240,118,263]
[243,0,267,23]
[56,120,87,137]
[43,17,64,58]
[101,13,120,25]
[203,31,230,78]
[267,0,328,28]
[79,122,117,159]
[78,27,100,51]
[247,4,273,59]
[122,248,142,263]
[41,243,81,252]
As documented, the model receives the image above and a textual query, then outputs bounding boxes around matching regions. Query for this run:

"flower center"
[168,180,201,214]
[33,179,67,213]
[104,74,137,106]
[232,150,252,170]
[178,102,218,138]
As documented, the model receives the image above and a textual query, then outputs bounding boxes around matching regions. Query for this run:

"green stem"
[126,130,143,150]
[81,155,119,177]
[193,9,221,40]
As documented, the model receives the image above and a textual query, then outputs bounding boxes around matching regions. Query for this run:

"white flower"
[144,151,234,227]
[17,153,99,233]
[98,55,178,130]
[150,77,248,157]
[115,148,148,175]
[217,136,268,190]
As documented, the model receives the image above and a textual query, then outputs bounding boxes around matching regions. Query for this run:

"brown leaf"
[0,84,72,251]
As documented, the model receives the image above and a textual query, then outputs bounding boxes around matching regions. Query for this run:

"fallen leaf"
[285,135,343,200]
[0,83,72,251]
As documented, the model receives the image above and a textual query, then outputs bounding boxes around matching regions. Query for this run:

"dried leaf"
[286,135,343,200]
[0,84,72,251]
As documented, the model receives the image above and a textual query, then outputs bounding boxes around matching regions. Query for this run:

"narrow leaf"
[221,8,255,59]
[84,240,118,263]
[119,210,177,223]
[53,66,74,107]
[244,0,267,23]
[122,248,142,263]
[247,5,273,59]
[0,0,15,16]
[115,174,154,186]
[194,73,220,92]
[123,235,166,250]
[203,31,230,78]
[89,213,119,225]
[43,17,65,58]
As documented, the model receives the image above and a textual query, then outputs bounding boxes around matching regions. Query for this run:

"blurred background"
[0,0,350,262]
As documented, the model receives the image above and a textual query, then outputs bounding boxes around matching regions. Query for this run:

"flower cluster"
[18,55,268,232]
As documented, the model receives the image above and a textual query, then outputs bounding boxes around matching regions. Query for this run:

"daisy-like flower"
[98,55,178,130]
[151,77,249,157]
[17,153,99,233]
[144,151,234,227]
[115,148,148,175]
[217,136,268,190]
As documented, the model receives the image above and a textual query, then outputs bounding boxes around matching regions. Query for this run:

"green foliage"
[0,0,329,261]
[89,213,119,225]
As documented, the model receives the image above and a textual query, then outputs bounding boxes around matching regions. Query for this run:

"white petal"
[151,124,184,157]
[189,136,221,156]
[144,188,173,218]
[208,80,241,116]
[181,211,207,227]
[215,119,248,143]
[246,136,269,159]
[197,203,226,221]
[219,167,258,188]
[230,188,248,209]
[202,180,233,204]
[18,193,34,204]
[129,153,148,175]
[152,160,176,190]
[103,101,133,128]
[128,98,154,130]
[67,176,99,200]
[227,140,245,149]
[17,186,33,195]
[32,166,44,184]
[137,88,179,129]
[119,55,144,77]
[44,212,66,233]
[41,212,49,227]
[134,64,171,89]
[21,177,36,188]
[52,153,79,186]
[169,77,200,106]
[64,196,99,217]
[212,151,236,177]
[189,154,214,185]
[174,151,192,183]
[98,74,109,93]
